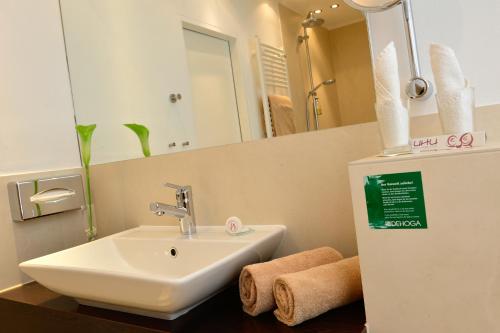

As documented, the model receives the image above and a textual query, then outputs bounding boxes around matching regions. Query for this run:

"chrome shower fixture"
[343,0,433,100]
[309,79,336,96]
[302,11,325,28]
[297,11,331,131]
[298,12,325,43]
[306,79,336,131]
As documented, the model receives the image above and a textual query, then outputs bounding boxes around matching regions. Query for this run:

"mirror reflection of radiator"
[255,37,292,138]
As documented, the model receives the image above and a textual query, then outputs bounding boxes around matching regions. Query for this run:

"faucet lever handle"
[164,183,191,208]
[164,182,186,191]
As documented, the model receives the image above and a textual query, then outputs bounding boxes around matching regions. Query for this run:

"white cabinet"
[349,146,500,333]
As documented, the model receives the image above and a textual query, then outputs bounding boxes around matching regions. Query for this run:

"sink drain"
[169,247,178,258]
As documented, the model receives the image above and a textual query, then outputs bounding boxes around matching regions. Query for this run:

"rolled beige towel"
[273,256,363,326]
[239,247,343,316]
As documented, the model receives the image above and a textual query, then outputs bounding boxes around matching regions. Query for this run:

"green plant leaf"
[124,123,151,157]
[75,124,97,241]
[76,124,97,167]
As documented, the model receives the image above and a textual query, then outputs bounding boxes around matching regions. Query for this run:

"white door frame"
[181,21,252,142]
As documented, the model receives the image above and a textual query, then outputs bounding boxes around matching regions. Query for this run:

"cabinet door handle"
[169,93,182,103]
[182,141,190,147]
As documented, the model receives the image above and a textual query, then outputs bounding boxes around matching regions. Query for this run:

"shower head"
[298,12,325,43]
[309,79,336,96]
[301,12,325,28]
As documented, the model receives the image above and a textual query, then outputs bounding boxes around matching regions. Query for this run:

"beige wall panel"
[330,22,376,126]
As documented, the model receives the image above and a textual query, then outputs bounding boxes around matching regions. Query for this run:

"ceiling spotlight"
[331,4,340,9]
[314,9,322,14]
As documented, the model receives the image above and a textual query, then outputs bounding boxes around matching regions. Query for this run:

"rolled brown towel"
[273,256,362,326]
[239,247,343,316]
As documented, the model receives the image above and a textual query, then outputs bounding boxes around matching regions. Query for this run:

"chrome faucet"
[150,183,196,235]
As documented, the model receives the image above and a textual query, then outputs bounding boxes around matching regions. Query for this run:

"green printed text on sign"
[364,172,427,229]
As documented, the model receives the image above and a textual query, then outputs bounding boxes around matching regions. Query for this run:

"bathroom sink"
[19,225,286,319]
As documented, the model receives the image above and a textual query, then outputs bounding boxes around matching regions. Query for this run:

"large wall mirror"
[60,0,376,165]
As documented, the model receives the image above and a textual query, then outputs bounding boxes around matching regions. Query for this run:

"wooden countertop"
[0,282,365,333]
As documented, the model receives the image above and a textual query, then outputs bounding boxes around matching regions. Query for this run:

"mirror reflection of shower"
[279,2,376,131]
[298,11,335,131]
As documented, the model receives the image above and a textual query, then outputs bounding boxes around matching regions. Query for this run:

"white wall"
[367,0,500,117]
[0,0,81,175]
[0,0,87,291]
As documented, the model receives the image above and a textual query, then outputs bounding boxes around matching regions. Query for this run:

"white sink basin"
[19,225,286,319]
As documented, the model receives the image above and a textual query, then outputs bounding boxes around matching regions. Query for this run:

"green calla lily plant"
[76,124,97,241]
[124,123,151,157]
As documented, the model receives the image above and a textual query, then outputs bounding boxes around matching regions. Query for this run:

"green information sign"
[364,171,427,229]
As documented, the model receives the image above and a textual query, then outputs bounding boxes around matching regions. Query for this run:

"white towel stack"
[374,42,409,152]
[430,43,474,134]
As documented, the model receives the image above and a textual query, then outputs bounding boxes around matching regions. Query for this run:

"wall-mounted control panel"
[8,174,85,222]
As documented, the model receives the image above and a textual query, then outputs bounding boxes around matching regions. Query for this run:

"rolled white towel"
[430,43,466,95]
[376,99,409,150]
[435,88,474,134]
[374,42,401,101]
[374,42,409,150]
[430,43,474,134]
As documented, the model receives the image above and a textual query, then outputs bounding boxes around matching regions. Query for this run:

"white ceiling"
[279,0,364,30]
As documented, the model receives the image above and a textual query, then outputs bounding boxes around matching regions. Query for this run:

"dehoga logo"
[385,220,422,227]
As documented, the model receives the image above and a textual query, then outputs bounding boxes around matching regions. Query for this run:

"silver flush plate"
[8,174,85,222]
